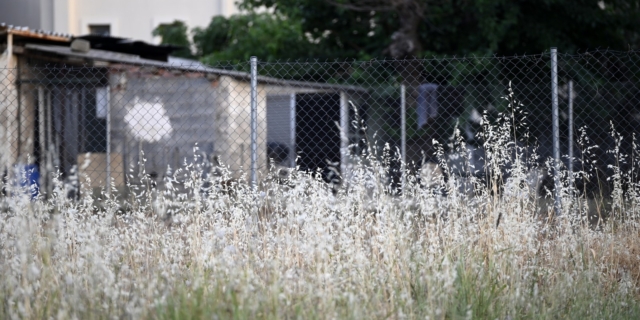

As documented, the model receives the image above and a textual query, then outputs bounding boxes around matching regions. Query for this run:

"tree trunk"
[389,0,424,88]
[388,1,428,170]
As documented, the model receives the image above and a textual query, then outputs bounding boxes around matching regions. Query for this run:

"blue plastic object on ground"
[18,164,40,200]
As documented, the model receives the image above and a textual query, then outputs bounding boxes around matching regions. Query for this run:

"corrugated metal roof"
[26,43,155,64]
[76,34,180,61]
[24,44,367,92]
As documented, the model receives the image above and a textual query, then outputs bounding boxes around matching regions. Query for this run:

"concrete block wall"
[109,67,267,185]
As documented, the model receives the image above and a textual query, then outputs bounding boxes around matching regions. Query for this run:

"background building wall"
[0,0,49,30]
[70,0,239,43]
[1,0,240,43]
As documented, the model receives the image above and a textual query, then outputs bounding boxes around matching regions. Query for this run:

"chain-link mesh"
[1,49,639,199]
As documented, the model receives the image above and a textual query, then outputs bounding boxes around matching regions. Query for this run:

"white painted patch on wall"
[125,97,173,142]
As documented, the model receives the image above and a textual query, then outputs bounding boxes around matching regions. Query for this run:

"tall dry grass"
[0,92,639,319]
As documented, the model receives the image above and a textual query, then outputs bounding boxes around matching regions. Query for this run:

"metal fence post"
[340,91,349,184]
[568,80,574,190]
[400,84,407,193]
[289,93,296,168]
[551,48,562,215]
[250,56,258,189]
[106,86,111,198]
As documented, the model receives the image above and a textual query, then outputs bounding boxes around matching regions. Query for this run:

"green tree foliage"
[241,1,397,60]
[239,0,640,58]
[153,1,640,63]
[192,13,317,64]
[232,0,640,146]
[152,20,194,59]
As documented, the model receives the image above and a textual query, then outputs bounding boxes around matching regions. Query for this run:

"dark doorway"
[295,93,341,182]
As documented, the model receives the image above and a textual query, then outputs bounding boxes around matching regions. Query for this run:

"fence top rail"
[255,53,550,65]
[251,49,640,64]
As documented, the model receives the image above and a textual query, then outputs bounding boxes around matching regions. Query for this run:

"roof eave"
[0,27,71,42]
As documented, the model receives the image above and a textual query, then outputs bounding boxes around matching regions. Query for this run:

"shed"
[0,25,366,195]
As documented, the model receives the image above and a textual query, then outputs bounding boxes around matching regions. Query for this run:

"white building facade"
[0,0,239,43]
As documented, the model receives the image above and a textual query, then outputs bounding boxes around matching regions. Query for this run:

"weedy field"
[1,105,640,319]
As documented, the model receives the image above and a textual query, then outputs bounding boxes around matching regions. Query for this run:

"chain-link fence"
[2,49,640,200]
